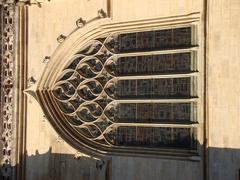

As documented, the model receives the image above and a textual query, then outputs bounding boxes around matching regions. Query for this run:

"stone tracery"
[50,27,198,150]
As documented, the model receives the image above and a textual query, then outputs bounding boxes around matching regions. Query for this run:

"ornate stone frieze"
[0,3,16,179]
[18,0,50,3]
[0,0,15,5]
[0,0,51,6]
[17,0,51,7]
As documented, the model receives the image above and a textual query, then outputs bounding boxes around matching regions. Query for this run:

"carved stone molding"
[0,3,16,179]
[0,0,15,5]
[17,0,51,7]
[0,2,28,180]
[0,0,51,6]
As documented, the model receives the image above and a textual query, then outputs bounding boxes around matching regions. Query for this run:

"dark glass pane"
[136,79,153,98]
[111,126,196,149]
[136,31,155,50]
[111,27,192,53]
[115,80,137,98]
[119,33,137,52]
[114,52,192,76]
[172,53,191,71]
[137,55,153,74]
[155,29,172,49]
[115,77,192,99]
[116,56,137,75]
[114,103,137,122]
[172,27,192,47]
[113,103,194,123]
[152,103,192,123]
[136,103,153,122]
[153,77,192,98]
[153,53,192,73]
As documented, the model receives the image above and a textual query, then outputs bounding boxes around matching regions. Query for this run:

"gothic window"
[37,20,200,156]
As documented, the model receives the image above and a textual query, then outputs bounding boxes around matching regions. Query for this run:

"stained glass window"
[52,26,198,151]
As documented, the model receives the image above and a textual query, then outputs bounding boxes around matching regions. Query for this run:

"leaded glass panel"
[52,26,198,151]
[111,127,196,149]
[107,27,193,53]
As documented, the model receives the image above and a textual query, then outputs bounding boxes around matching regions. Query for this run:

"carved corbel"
[42,56,51,64]
[98,9,107,18]
[76,18,86,28]
[27,76,37,87]
[57,34,67,43]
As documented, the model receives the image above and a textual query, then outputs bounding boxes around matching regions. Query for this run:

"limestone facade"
[0,0,240,180]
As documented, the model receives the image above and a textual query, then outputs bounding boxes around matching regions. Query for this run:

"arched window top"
[35,15,201,157]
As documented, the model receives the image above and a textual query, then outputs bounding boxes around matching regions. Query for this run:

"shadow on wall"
[1,147,110,180]
[1,147,240,180]
[208,147,240,180]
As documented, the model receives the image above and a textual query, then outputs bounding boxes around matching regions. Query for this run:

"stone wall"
[1,0,240,180]
[25,1,205,180]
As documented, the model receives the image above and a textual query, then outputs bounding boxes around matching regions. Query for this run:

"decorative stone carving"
[42,56,50,63]
[96,160,105,170]
[27,76,37,87]
[17,0,51,7]
[76,18,86,28]
[0,3,15,179]
[74,152,82,160]
[0,0,15,4]
[0,0,51,5]
[98,9,107,18]
[57,34,67,43]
